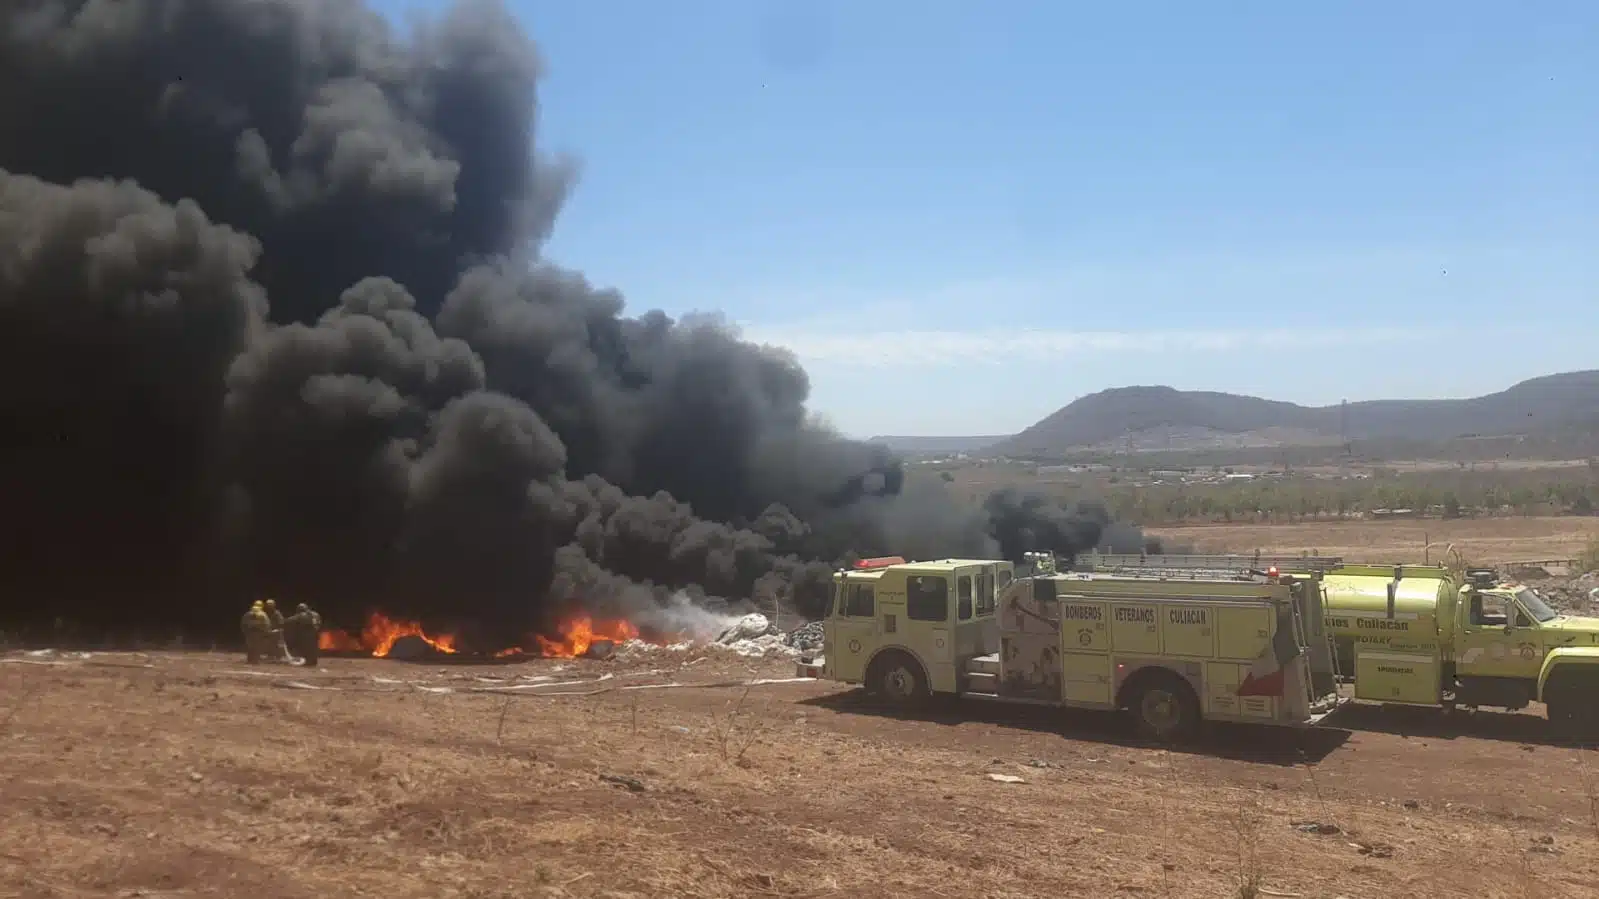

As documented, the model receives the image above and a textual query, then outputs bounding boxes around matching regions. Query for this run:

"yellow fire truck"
[1077,553,1599,737]
[797,555,1345,742]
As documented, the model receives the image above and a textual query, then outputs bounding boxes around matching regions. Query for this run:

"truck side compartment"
[1066,553,1599,738]
[972,571,1339,739]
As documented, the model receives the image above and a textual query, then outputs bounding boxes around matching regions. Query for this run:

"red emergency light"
[854,556,907,570]
[1267,566,1279,577]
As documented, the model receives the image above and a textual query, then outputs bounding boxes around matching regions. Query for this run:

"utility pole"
[1339,399,1350,474]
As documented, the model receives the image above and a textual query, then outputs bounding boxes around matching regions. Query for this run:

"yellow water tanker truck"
[1075,553,1599,737]
[796,556,1345,742]
[1321,564,1599,735]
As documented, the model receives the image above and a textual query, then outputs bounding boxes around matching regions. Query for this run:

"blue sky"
[377,0,1598,437]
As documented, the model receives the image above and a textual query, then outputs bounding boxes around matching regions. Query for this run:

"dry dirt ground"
[1148,515,1599,565]
[4,649,1599,899]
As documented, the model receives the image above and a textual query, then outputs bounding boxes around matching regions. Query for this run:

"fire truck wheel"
[868,651,929,707]
[1546,673,1599,745]
[1129,672,1200,743]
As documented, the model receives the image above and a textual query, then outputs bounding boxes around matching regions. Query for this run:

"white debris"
[606,612,818,660]
[277,680,336,691]
[2,649,94,663]
[716,613,774,643]
[720,634,800,659]
[613,638,692,660]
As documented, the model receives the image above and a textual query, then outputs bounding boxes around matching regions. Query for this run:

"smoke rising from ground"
[0,0,1154,645]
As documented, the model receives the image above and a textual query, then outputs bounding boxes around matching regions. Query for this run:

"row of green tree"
[1097,470,1599,525]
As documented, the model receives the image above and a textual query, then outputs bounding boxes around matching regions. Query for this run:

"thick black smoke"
[981,488,1170,563]
[984,489,1101,562]
[0,0,1156,645]
[0,0,995,644]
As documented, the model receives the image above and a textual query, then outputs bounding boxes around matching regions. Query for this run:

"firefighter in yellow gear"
[241,601,273,664]
[283,603,323,668]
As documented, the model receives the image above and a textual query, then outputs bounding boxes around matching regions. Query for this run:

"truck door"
[1457,590,1540,679]
[828,581,878,685]
[904,572,956,692]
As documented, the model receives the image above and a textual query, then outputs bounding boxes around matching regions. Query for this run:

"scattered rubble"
[613,613,823,660]
[1538,573,1599,614]
[782,620,825,653]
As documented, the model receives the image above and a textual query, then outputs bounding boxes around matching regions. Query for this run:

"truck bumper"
[1305,692,1353,727]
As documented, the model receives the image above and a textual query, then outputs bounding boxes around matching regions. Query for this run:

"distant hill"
[866,435,1007,454]
[993,371,1599,456]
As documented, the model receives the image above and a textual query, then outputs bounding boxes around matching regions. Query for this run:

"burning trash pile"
[313,607,821,662]
[613,613,824,660]
[319,612,462,660]
[317,610,648,661]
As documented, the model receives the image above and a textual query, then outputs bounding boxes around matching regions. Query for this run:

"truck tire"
[1127,671,1201,744]
[867,650,930,708]
[1546,672,1599,744]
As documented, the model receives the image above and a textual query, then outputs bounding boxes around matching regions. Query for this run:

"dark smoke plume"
[0,0,996,644]
[982,489,1111,563]
[980,489,1171,564]
[0,0,1156,645]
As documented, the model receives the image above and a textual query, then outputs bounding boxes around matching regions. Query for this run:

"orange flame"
[318,629,364,652]
[534,614,640,658]
[317,611,458,658]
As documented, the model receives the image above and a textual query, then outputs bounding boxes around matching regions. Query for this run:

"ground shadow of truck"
[802,688,1594,760]
[1329,701,1590,749]
[797,688,1351,766]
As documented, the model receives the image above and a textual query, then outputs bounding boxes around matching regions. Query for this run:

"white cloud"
[739,325,1418,367]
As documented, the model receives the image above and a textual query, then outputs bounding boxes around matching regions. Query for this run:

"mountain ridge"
[865,371,1599,456]
[994,370,1599,455]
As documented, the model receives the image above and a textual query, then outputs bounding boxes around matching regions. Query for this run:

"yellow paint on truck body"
[1065,555,1599,730]
[1539,646,1599,696]
[1314,564,1599,704]
[1353,644,1444,705]
[1052,594,1263,693]
[1031,576,1321,725]
[1318,565,1454,667]
[823,558,1012,695]
[817,560,1341,731]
